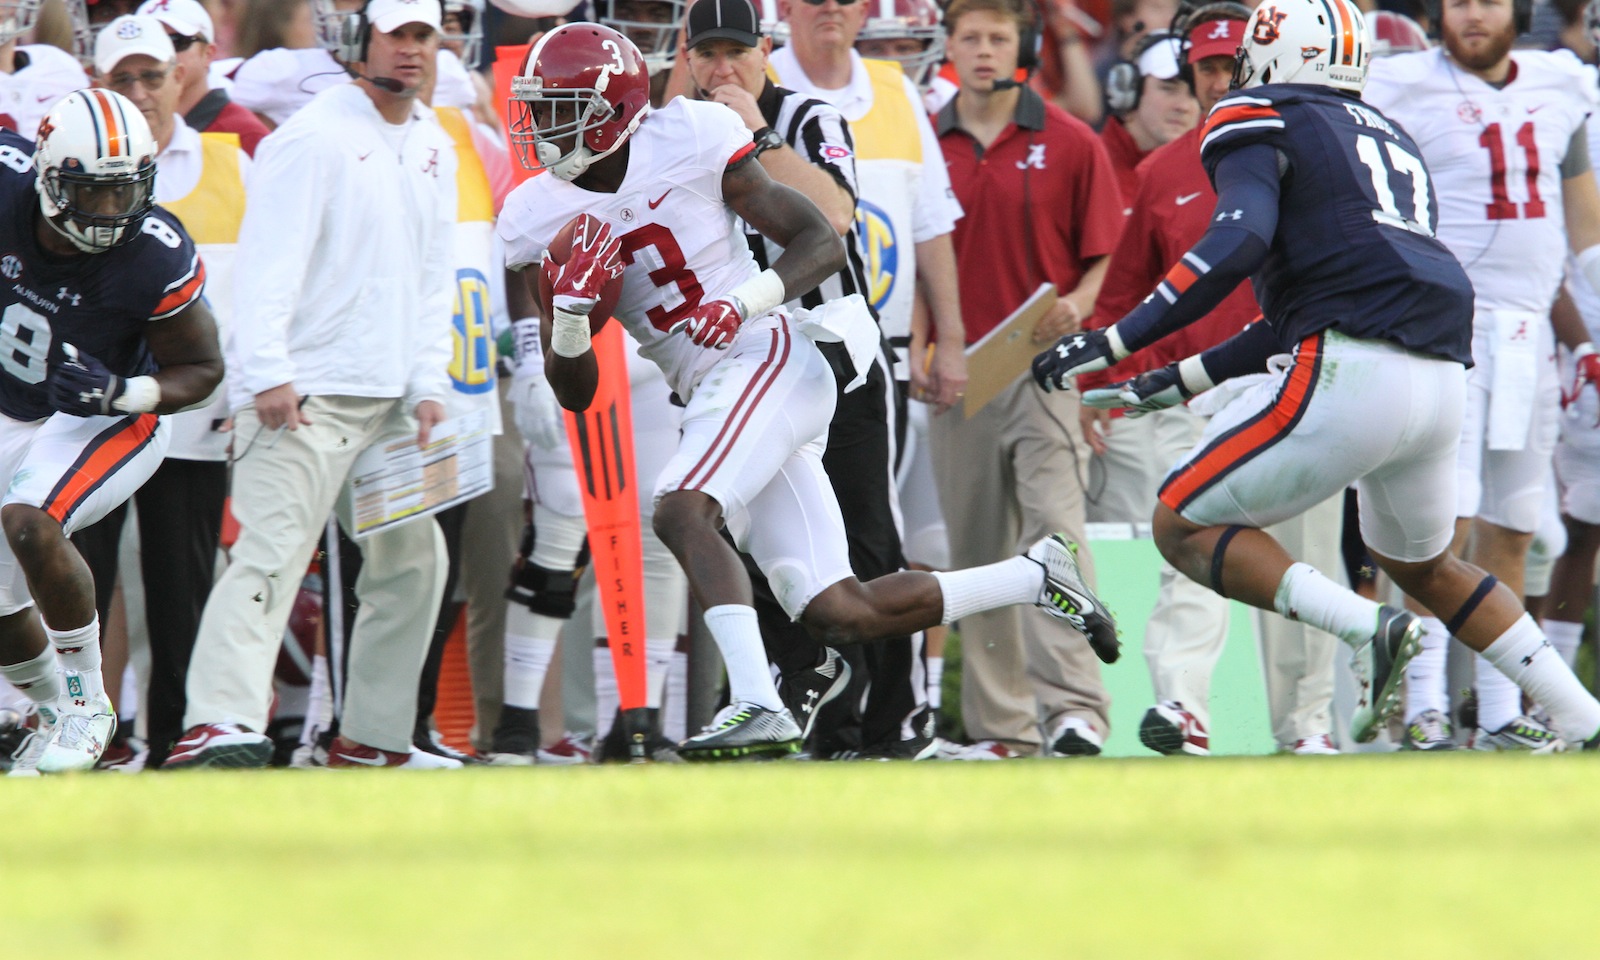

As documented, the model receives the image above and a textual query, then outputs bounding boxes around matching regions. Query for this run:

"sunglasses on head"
[167,33,200,52]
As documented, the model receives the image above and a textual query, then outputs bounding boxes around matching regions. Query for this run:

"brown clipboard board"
[961,283,1056,419]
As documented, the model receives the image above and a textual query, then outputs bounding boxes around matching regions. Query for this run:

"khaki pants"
[184,396,447,752]
[930,377,1109,754]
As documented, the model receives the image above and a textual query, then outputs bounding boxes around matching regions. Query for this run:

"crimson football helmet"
[1364,10,1428,57]
[855,0,944,90]
[509,22,651,181]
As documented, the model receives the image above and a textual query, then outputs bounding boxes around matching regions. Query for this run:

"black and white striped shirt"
[741,80,873,314]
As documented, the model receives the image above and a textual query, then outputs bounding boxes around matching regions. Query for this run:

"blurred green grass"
[5,756,1597,959]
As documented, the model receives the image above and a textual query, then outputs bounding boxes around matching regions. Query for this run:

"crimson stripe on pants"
[682,321,792,491]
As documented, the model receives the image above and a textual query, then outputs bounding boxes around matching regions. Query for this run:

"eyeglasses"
[106,65,173,93]
[799,0,859,6]
[167,33,201,52]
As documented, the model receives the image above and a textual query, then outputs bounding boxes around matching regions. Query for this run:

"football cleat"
[1403,708,1456,751]
[1471,715,1558,751]
[1027,534,1120,663]
[1139,701,1209,756]
[162,722,274,769]
[677,702,801,761]
[37,680,115,774]
[1348,605,1423,744]
[487,705,541,764]
[777,646,852,744]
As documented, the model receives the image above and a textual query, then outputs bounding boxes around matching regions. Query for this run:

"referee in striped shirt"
[686,0,932,758]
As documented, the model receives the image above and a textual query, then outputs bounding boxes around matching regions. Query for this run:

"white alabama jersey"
[498,99,763,399]
[1366,49,1598,314]
[0,45,89,139]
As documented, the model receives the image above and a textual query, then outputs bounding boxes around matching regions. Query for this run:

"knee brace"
[1444,574,1498,637]
[1210,525,1247,598]
[505,521,589,618]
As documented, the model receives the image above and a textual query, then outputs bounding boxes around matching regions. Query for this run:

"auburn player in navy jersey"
[0,89,221,775]
[1032,0,1600,750]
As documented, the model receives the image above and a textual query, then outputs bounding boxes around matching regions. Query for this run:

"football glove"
[47,344,124,417]
[671,298,743,350]
[1032,329,1119,392]
[1565,342,1600,419]
[1082,363,1193,418]
[546,218,623,317]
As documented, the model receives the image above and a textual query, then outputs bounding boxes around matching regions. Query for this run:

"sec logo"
[854,198,897,314]
[450,267,495,395]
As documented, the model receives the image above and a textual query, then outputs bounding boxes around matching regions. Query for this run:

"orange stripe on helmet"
[1334,0,1356,64]
[89,89,125,158]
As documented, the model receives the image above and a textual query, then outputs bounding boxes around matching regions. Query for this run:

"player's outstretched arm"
[142,298,225,413]
[723,157,846,304]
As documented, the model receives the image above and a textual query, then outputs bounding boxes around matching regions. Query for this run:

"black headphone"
[1105,30,1177,116]
[1016,0,1044,74]
[1424,0,1531,37]
[1170,0,1252,91]
[336,0,448,63]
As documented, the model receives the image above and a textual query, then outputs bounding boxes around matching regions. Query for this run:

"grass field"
[6,755,1598,959]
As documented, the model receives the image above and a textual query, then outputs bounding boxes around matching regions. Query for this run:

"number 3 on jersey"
[1355,134,1435,236]
[619,223,705,332]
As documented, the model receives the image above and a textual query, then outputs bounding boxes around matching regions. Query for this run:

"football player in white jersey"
[500,23,1118,759]
[0,0,91,138]
[1365,0,1600,750]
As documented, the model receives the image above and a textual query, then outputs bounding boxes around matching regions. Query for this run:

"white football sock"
[645,637,674,710]
[1272,562,1381,647]
[664,650,688,741]
[504,604,561,710]
[1543,619,1583,668]
[592,646,620,738]
[1404,616,1450,722]
[933,557,1041,624]
[46,618,102,701]
[926,653,945,711]
[701,604,783,710]
[1474,653,1524,731]
[0,645,60,706]
[1480,614,1600,743]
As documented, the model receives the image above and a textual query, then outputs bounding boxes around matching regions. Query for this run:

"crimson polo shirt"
[1098,115,1148,213]
[937,86,1126,344]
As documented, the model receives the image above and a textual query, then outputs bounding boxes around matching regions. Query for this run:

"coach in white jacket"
[169,0,460,770]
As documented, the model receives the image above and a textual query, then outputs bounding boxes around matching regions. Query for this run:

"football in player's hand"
[538,213,624,333]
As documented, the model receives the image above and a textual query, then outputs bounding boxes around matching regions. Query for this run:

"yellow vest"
[161,131,246,245]
[434,106,500,418]
[849,58,922,165]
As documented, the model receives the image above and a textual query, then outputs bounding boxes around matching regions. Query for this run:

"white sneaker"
[37,678,114,774]
[1290,734,1339,755]
[950,739,1025,760]
[5,702,56,778]
[1048,716,1104,757]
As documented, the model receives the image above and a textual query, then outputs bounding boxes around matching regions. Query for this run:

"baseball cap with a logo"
[1187,17,1246,63]
[686,0,763,49]
[94,15,177,75]
[135,0,215,43]
[369,0,445,34]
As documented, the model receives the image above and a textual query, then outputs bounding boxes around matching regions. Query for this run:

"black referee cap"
[685,0,763,48]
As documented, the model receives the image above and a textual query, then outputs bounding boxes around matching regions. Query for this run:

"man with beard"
[1365,0,1600,750]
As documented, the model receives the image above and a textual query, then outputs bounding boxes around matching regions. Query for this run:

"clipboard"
[962,283,1056,418]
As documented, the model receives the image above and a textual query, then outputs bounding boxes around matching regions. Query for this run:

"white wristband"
[1105,325,1131,361]
[1176,355,1216,396]
[726,268,785,319]
[1580,245,1600,297]
[111,375,160,414]
[1575,341,1596,362]
[550,308,591,359]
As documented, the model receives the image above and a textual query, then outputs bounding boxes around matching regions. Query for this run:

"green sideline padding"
[1090,538,1277,757]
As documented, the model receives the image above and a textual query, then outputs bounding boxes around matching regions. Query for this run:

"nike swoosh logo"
[648,189,672,209]
[333,751,388,766]
[1526,105,1545,113]
[35,94,53,103]
[1176,192,1202,205]
[358,150,373,161]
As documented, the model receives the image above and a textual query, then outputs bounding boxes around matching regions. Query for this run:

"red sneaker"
[163,723,273,769]
[325,738,462,769]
